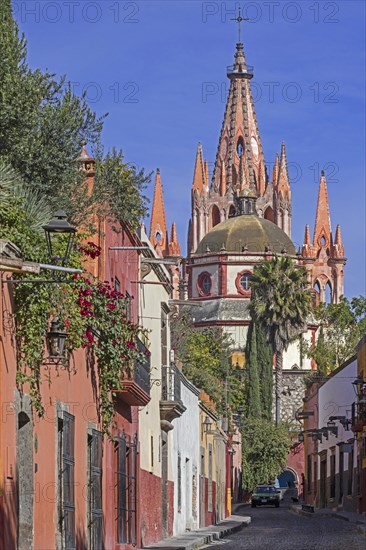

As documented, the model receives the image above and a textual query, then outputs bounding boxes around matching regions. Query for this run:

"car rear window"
[255,486,276,493]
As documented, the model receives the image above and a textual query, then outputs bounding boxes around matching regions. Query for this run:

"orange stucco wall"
[0,221,142,549]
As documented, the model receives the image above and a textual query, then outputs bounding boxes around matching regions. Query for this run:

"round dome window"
[235,271,252,296]
[240,273,251,291]
[198,272,212,296]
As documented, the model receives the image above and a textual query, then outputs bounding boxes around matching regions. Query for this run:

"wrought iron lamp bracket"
[150,378,162,389]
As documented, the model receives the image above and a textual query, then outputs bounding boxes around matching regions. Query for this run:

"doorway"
[320,459,327,508]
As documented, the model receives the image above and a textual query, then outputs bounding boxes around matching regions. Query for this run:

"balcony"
[351,400,366,432]
[227,64,254,80]
[160,364,186,431]
[115,338,151,407]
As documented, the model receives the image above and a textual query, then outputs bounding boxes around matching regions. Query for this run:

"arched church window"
[211,205,220,228]
[229,205,236,218]
[156,232,161,242]
[264,206,274,223]
[320,236,326,246]
[197,272,212,297]
[325,281,332,304]
[236,137,244,158]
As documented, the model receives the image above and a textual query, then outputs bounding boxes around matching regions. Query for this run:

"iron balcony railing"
[227,64,254,75]
[161,363,181,402]
[134,338,151,396]
[351,400,366,427]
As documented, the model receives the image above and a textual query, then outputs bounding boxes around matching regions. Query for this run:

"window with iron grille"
[330,453,336,499]
[125,291,131,322]
[339,449,344,502]
[177,453,182,512]
[115,433,137,545]
[88,430,103,550]
[347,446,354,496]
[307,455,312,493]
[58,412,75,550]
[208,444,213,513]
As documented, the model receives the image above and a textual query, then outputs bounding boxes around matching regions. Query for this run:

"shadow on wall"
[1,489,17,549]
[76,526,88,550]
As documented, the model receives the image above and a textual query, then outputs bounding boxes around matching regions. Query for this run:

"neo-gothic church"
[149,35,346,421]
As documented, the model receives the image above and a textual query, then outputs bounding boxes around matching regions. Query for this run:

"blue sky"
[13,0,365,298]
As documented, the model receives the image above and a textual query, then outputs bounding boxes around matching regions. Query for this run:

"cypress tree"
[256,322,273,421]
[245,322,261,419]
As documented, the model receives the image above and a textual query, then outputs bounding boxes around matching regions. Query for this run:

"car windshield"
[255,486,276,493]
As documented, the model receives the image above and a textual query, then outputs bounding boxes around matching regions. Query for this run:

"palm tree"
[249,255,311,426]
[0,160,52,232]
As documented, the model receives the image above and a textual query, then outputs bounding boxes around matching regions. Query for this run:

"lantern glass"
[203,416,212,433]
[47,318,67,359]
[43,210,76,266]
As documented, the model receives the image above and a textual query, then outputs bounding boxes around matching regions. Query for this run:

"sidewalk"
[290,504,366,534]
[143,512,251,550]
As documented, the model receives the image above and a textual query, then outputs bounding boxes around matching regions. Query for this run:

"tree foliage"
[244,321,274,421]
[0,0,104,222]
[0,0,150,228]
[306,296,366,376]
[256,322,273,421]
[241,417,291,493]
[93,147,150,229]
[0,160,52,234]
[0,162,49,261]
[244,322,261,419]
[250,256,311,354]
[250,256,311,425]
[171,313,245,413]
[1,192,145,436]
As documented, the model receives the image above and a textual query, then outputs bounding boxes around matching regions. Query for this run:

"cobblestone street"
[204,495,366,550]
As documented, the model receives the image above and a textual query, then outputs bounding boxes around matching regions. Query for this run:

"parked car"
[251,485,280,508]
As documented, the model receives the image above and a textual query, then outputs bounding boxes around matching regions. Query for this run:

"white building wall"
[318,358,358,478]
[138,232,171,479]
[191,264,219,298]
[283,331,313,371]
[226,262,256,295]
[171,377,200,535]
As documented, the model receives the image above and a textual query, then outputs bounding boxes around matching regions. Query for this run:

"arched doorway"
[277,467,298,489]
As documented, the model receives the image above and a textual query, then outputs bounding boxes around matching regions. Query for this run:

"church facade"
[149,36,346,427]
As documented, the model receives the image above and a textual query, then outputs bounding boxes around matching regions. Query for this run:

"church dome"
[195,215,296,255]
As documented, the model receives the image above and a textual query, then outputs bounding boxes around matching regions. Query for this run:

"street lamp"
[43,210,76,266]
[202,416,212,434]
[47,317,67,359]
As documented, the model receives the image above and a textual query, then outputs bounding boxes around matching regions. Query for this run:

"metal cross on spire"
[230,8,249,43]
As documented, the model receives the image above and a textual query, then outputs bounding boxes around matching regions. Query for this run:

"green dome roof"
[196,215,296,255]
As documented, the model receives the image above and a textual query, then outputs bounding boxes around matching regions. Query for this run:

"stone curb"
[143,515,251,549]
[290,504,366,535]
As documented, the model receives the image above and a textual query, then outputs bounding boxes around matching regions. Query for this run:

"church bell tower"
[188,27,293,254]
